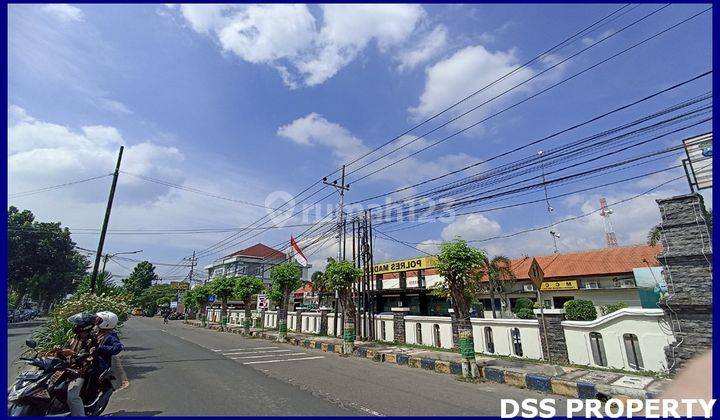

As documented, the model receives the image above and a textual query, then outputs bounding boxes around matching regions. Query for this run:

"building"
[204,243,310,287]
[366,244,664,317]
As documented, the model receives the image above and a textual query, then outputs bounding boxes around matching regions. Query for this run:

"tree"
[8,206,89,312]
[486,255,515,319]
[74,271,121,296]
[185,283,211,320]
[208,275,237,325]
[136,284,176,316]
[269,262,302,341]
[435,238,486,377]
[122,261,158,302]
[310,270,329,308]
[325,260,363,354]
[234,275,265,334]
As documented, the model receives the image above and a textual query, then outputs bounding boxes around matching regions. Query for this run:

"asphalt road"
[7,319,46,385]
[101,317,567,416]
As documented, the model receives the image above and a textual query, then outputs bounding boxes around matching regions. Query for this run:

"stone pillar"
[295,309,303,333]
[448,309,459,350]
[535,309,569,365]
[655,193,712,374]
[391,307,409,343]
[319,307,330,336]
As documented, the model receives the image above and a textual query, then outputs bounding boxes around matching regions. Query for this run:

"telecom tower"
[599,198,619,248]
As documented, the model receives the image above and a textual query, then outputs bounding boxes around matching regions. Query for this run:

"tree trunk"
[340,288,356,354]
[277,292,289,342]
[449,285,478,378]
[489,282,497,319]
[220,297,228,328]
[243,298,252,334]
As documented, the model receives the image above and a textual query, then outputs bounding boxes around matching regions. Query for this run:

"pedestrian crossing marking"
[231,352,306,360]
[222,349,294,356]
[212,346,279,352]
[243,356,325,365]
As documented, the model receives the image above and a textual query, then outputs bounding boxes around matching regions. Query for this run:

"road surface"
[7,317,567,416]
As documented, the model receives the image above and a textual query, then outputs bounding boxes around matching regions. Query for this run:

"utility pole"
[323,165,350,261]
[101,249,143,274]
[189,251,197,284]
[90,146,124,294]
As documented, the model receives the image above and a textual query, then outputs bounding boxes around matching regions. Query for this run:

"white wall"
[375,314,394,342]
[471,318,544,360]
[562,308,674,372]
[404,316,453,348]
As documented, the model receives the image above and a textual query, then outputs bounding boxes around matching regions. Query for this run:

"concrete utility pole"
[90,146,124,294]
[189,251,197,284]
[323,165,350,261]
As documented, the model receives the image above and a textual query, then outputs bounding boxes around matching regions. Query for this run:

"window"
[484,327,494,353]
[623,333,644,370]
[381,321,386,341]
[510,328,523,357]
[589,332,607,367]
[415,323,423,345]
[432,324,441,347]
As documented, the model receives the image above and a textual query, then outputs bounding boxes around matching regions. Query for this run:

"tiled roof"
[225,243,286,260]
[293,282,314,295]
[505,244,662,281]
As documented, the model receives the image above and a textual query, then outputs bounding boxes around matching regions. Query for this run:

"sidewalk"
[185,319,669,401]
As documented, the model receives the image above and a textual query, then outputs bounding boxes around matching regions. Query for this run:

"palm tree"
[310,270,328,308]
[485,256,515,319]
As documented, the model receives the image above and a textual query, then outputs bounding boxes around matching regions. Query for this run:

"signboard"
[540,280,578,291]
[683,132,712,190]
[528,258,545,288]
[171,281,190,290]
[170,301,178,309]
[208,294,216,303]
[256,293,268,309]
[373,256,438,275]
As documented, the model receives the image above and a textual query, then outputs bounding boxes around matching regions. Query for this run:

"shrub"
[513,297,535,314]
[515,308,536,319]
[564,299,597,321]
[600,302,628,316]
[34,293,131,352]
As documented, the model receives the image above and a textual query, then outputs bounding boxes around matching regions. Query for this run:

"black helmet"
[68,312,98,333]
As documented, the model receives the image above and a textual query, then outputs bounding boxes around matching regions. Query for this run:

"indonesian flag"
[290,236,308,267]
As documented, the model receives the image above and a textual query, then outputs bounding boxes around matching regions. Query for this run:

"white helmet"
[96,311,118,329]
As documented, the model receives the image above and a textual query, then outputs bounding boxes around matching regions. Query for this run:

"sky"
[7,4,713,281]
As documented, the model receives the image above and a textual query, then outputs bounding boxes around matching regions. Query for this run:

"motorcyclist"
[61,312,98,417]
[93,311,123,377]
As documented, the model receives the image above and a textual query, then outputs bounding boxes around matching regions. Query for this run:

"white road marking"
[212,347,279,352]
[222,349,294,356]
[243,356,325,365]
[231,352,306,360]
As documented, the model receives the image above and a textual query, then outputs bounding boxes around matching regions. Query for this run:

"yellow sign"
[170,281,190,290]
[540,280,578,291]
[373,256,438,275]
[528,258,544,288]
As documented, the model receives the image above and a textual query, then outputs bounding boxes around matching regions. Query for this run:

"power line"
[9,173,113,198]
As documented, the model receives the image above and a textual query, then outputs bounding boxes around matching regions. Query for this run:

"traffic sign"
[208,294,216,303]
[171,281,189,290]
[528,258,544,288]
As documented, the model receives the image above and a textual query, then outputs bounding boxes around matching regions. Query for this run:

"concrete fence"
[562,308,674,372]
[207,306,675,373]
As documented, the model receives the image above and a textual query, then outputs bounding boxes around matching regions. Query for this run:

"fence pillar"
[391,307,409,343]
[655,193,713,374]
[535,309,569,365]
[448,309,460,350]
[295,309,303,333]
[319,307,330,336]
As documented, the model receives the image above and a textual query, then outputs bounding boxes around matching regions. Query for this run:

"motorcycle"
[8,339,116,416]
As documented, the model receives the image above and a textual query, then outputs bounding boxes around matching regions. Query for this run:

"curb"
[183,320,644,402]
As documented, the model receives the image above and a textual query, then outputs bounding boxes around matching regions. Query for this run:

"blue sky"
[7,4,713,279]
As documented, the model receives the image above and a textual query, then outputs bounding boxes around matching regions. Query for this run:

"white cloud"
[410,45,535,127]
[441,214,501,241]
[42,4,83,22]
[277,113,479,186]
[397,25,447,72]
[8,106,184,204]
[174,4,425,88]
